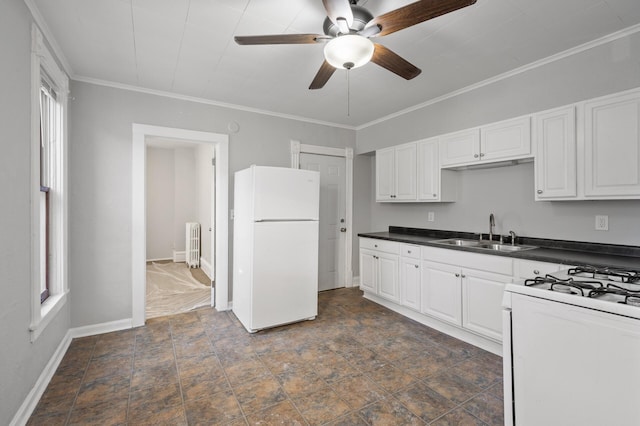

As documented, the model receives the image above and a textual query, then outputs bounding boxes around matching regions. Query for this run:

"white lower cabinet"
[359,238,400,303]
[421,260,509,341]
[421,261,462,325]
[360,238,514,348]
[400,245,421,311]
[462,269,510,341]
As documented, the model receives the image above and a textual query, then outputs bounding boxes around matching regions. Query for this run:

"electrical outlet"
[427,212,435,222]
[595,215,608,231]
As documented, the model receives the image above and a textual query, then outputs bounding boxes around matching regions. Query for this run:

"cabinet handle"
[433,193,437,197]
[480,153,485,157]
[461,274,466,278]
[537,190,543,194]
[455,273,460,277]
[414,264,419,268]
[407,250,411,254]
[533,269,540,275]
[374,244,378,248]
[473,154,479,158]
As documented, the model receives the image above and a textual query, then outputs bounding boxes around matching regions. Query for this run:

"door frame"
[132,124,229,327]
[290,140,354,287]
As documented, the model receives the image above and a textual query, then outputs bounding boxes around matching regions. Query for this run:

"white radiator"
[185,222,201,268]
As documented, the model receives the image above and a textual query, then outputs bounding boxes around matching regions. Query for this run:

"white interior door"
[300,154,346,291]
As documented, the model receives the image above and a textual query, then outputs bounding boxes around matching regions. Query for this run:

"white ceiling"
[32,0,640,127]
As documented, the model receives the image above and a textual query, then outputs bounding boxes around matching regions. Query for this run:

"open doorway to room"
[144,137,215,319]
[132,124,229,328]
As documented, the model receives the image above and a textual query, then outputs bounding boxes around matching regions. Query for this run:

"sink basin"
[432,238,480,247]
[476,242,538,252]
[432,238,537,252]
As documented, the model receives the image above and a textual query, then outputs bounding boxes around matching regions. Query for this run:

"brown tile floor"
[28,288,503,425]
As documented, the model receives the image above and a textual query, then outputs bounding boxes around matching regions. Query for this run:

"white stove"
[503,264,640,426]
[505,265,640,320]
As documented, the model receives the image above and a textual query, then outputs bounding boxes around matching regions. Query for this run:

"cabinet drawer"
[401,244,420,259]
[422,246,513,276]
[360,238,400,254]
[516,259,563,279]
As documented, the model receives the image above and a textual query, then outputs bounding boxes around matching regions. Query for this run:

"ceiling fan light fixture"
[324,34,374,70]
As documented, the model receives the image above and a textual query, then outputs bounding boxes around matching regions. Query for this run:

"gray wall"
[0,1,71,423]
[68,81,356,328]
[355,31,640,247]
[146,147,176,260]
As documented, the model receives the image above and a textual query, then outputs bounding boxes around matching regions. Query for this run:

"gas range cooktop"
[524,265,640,307]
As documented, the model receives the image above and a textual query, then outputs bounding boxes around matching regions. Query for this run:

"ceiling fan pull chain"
[347,69,351,117]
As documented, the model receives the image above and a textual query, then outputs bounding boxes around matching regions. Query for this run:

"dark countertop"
[358,227,640,271]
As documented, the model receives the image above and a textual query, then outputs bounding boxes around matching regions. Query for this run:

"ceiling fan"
[234,0,477,89]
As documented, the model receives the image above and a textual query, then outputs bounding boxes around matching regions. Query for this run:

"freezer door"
[253,166,319,221]
[251,221,319,330]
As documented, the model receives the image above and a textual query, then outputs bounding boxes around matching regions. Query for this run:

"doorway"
[132,124,229,328]
[291,141,353,290]
[145,138,214,318]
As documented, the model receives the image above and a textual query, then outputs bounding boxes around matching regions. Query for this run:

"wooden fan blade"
[371,44,422,80]
[322,0,353,28]
[309,60,336,90]
[234,34,323,45]
[367,0,477,37]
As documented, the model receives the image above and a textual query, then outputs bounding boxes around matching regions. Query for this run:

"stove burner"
[625,295,640,307]
[525,274,604,296]
[568,266,640,284]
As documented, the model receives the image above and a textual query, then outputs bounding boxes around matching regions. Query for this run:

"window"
[30,26,69,341]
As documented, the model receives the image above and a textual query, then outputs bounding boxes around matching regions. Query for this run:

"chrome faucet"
[489,213,495,241]
[509,230,517,246]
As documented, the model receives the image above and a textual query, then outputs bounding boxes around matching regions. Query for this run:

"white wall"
[173,147,197,252]
[146,147,175,259]
[68,81,355,328]
[355,30,640,247]
[0,2,71,423]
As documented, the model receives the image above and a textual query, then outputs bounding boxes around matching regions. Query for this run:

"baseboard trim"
[10,331,72,426]
[172,250,186,263]
[200,257,212,280]
[69,318,133,339]
[146,257,173,262]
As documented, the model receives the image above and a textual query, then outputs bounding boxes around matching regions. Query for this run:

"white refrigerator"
[232,165,320,332]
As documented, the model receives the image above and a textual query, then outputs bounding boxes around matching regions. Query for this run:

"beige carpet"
[146,262,211,319]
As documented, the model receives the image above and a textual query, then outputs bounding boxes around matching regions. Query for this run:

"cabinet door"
[421,262,462,326]
[377,253,400,303]
[417,138,440,200]
[584,91,640,197]
[462,270,508,341]
[359,250,377,293]
[481,116,531,162]
[400,258,421,311]
[376,148,395,201]
[394,143,417,200]
[440,128,480,167]
[534,106,577,199]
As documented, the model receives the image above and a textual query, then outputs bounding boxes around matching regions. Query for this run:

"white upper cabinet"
[534,106,577,199]
[375,147,395,201]
[417,138,440,201]
[481,116,531,162]
[395,142,418,200]
[584,91,640,198]
[375,142,417,201]
[440,116,531,167]
[439,128,480,166]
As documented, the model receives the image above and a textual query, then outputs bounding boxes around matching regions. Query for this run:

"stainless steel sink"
[432,238,537,252]
[476,242,537,252]
[432,238,480,247]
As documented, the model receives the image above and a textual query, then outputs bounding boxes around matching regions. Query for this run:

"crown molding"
[72,75,357,130]
[356,22,640,130]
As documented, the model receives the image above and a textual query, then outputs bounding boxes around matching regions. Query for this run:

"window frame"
[29,25,69,342]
